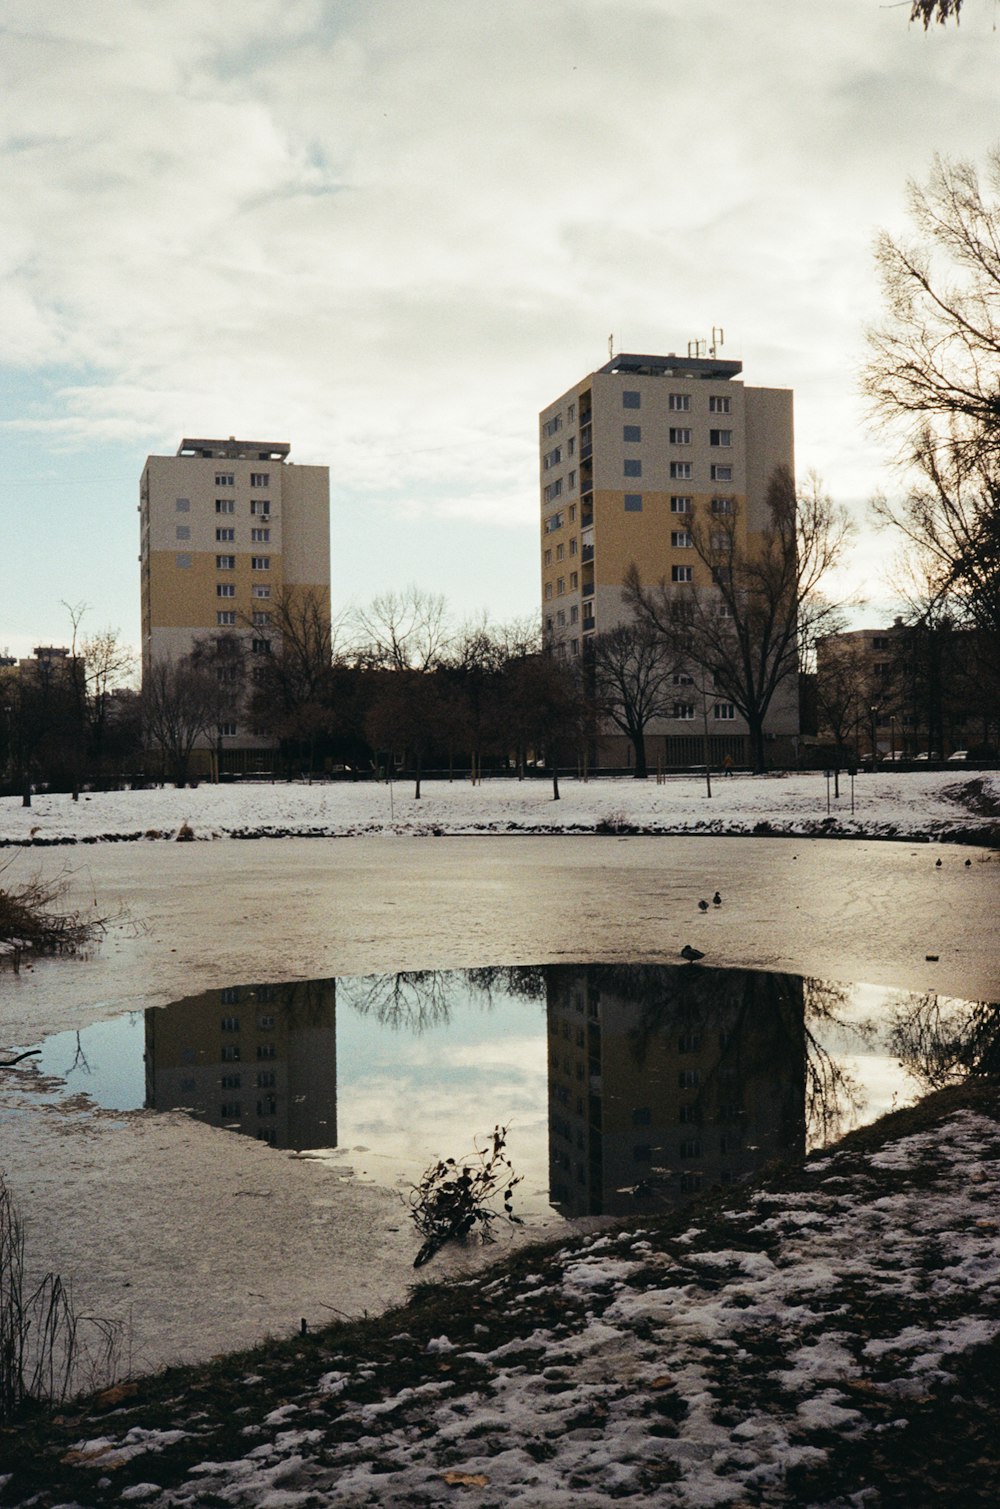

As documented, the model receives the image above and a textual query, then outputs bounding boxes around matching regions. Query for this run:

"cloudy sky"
[2,0,999,663]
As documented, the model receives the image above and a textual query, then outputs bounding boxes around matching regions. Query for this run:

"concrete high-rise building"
[139,437,330,772]
[539,352,797,768]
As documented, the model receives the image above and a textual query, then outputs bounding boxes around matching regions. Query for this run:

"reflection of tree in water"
[590,964,868,1150]
[340,966,545,1034]
[885,992,1000,1090]
[254,977,337,1031]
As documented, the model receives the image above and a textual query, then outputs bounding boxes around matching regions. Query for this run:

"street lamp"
[870,705,880,764]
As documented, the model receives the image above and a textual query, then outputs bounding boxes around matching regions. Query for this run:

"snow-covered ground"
[4,1095,999,1508]
[1,768,998,846]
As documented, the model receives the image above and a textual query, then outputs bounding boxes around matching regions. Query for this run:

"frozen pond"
[28,964,999,1223]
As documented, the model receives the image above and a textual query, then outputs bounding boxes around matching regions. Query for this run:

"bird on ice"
[680,944,705,963]
[698,898,709,912]
[712,891,722,905]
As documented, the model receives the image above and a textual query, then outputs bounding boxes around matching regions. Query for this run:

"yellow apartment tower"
[539,351,797,768]
[139,436,330,772]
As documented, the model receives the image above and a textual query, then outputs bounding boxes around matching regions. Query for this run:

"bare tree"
[589,622,676,778]
[626,468,854,772]
[351,585,452,671]
[864,151,1000,470]
[864,149,1000,683]
[141,655,218,786]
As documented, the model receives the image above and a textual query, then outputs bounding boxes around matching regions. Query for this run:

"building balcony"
[580,442,593,461]
[582,581,595,598]
[581,544,594,563]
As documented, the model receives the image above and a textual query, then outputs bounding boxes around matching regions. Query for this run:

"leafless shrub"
[0,862,108,971]
[409,1125,523,1268]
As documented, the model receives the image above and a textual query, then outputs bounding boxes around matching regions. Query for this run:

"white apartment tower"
[139,437,330,772]
[539,352,798,768]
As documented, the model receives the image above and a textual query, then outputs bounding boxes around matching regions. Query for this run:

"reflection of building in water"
[145,979,337,1150]
[547,965,805,1217]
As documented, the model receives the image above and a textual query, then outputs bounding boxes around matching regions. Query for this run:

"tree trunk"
[551,767,560,801]
[631,730,648,778]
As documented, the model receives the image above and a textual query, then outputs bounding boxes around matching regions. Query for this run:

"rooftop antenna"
[709,326,725,358]
[687,338,706,358]
[608,333,614,360]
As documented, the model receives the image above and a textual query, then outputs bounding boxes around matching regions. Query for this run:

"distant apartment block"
[139,437,330,772]
[539,352,797,768]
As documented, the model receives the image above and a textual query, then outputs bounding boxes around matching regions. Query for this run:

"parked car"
[947,750,970,762]
[881,751,907,761]
[914,751,941,761]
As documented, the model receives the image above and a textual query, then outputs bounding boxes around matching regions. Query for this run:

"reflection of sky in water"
[333,978,549,1198]
[36,1013,145,1108]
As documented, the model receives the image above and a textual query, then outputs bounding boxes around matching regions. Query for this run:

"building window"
[569,570,578,589]
[711,497,734,514]
[221,1015,240,1032]
[672,565,693,582]
[252,585,271,599]
[175,553,191,568]
[221,1044,240,1062]
[670,496,691,513]
[544,446,562,470]
[251,556,270,571]
[544,549,552,567]
[679,1139,702,1158]
[219,721,237,737]
[544,479,563,502]
[253,611,271,626]
[252,637,271,654]
[216,554,235,570]
[673,673,693,685]
[542,414,562,438]
[217,611,237,626]
[250,472,269,488]
[250,499,270,516]
[711,465,733,482]
[256,1043,276,1060]
[567,436,576,458]
[624,493,643,512]
[679,1067,700,1087]
[568,537,577,556]
[216,499,235,514]
[544,510,564,533]
[671,530,692,548]
[623,424,641,442]
[176,525,190,540]
[709,395,732,414]
[557,577,565,595]
[679,1103,699,1124]
[669,427,692,445]
[622,390,641,409]
[670,462,692,480]
[674,702,696,720]
[668,393,690,411]
[568,470,576,489]
[623,459,642,478]
[217,583,235,598]
[216,527,235,541]
[712,566,732,585]
[220,1102,241,1119]
[680,1173,704,1193]
[569,504,576,522]
[215,472,235,487]
[251,527,270,543]
[556,609,566,627]
[710,429,733,447]
[556,543,565,561]
[221,1074,241,1090]
[545,583,553,600]
[570,604,579,623]
[175,497,190,512]
[713,702,736,722]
